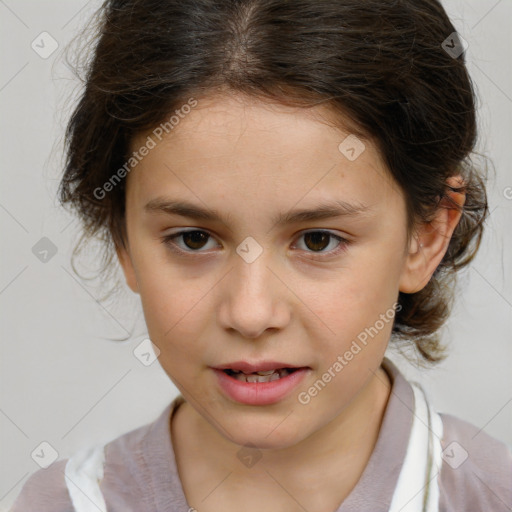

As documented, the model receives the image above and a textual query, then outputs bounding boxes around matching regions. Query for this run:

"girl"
[11,0,512,511]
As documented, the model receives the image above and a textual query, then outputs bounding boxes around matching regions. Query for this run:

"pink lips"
[211,364,310,406]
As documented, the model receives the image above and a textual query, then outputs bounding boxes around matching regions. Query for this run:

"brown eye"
[162,230,217,253]
[303,231,331,252]
[162,229,349,258]
[294,230,347,257]
[180,231,210,250]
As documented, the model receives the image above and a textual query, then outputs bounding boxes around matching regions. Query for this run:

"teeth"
[246,374,264,383]
[229,368,292,383]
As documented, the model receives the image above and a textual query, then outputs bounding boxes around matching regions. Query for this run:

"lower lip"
[212,368,310,405]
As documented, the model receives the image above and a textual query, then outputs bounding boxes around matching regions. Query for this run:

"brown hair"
[58,0,488,363]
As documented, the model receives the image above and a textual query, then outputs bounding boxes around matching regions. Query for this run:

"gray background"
[1,0,511,510]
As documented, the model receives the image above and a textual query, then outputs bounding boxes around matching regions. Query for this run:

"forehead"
[126,93,401,210]
[131,93,357,156]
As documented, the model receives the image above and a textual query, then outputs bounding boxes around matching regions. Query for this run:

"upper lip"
[212,361,308,373]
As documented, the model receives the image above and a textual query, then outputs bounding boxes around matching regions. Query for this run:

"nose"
[217,249,290,340]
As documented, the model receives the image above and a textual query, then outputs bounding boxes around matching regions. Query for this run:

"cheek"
[132,253,209,363]
[308,257,400,369]
[321,256,399,321]
[138,282,207,386]
[140,282,205,341]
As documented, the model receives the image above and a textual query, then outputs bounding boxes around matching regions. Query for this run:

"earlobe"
[399,176,466,294]
[116,243,140,294]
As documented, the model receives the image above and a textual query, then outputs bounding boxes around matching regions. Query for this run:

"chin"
[224,420,306,452]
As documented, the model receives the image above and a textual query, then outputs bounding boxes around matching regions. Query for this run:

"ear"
[116,241,140,294]
[399,176,466,294]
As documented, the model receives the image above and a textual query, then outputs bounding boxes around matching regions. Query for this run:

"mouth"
[211,362,310,405]
[222,367,300,383]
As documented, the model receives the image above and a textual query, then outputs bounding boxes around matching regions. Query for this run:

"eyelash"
[161,229,350,259]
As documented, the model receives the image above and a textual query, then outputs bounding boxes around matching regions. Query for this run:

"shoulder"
[9,459,73,512]
[10,425,152,512]
[10,402,177,512]
[438,412,512,512]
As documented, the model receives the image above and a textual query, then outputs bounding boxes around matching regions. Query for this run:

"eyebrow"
[144,197,373,227]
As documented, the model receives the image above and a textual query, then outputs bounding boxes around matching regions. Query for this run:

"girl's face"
[118,92,417,450]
